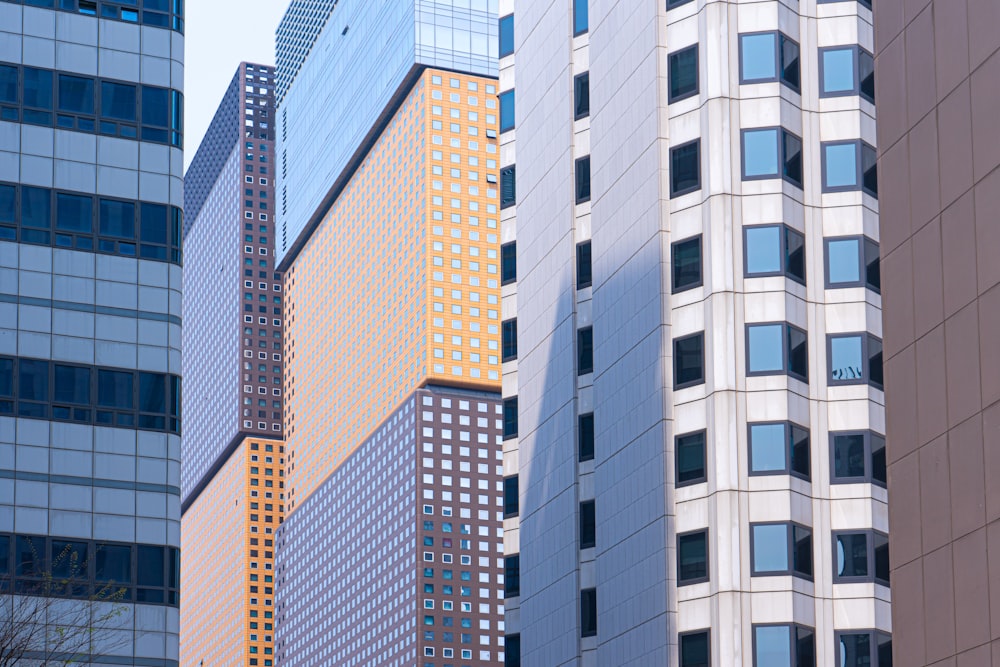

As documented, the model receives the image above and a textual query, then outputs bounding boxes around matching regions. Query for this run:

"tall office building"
[873,1,1000,665]
[179,62,284,667]
[0,1,184,665]
[500,1,888,665]
[273,1,507,664]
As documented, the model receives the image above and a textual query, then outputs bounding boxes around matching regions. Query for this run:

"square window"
[748,422,810,480]
[574,72,590,119]
[576,156,591,204]
[677,529,709,585]
[831,431,886,487]
[750,523,812,578]
[669,44,699,103]
[824,236,880,292]
[746,323,808,382]
[670,139,701,197]
[739,32,799,90]
[744,225,805,283]
[742,128,779,178]
[834,531,890,586]
[827,333,882,389]
[578,412,595,462]
[680,630,710,667]
[676,430,706,486]
[672,236,702,293]
[753,625,815,667]
[673,332,705,389]
[837,632,892,667]
[577,327,594,375]
[577,241,593,289]
[822,141,878,197]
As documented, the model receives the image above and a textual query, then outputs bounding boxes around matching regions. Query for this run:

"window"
[750,523,812,578]
[753,625,815,667]
[822,141,878,197]
[504,555,520,597]
[577,327,594,375]
[748,422,810,480]
[834,531,890,585]
[824,237,880,292]
[820,46,875,103]
[742,127,803,188]
[676,430,706,486]
[57,74,95,115]
[53,365,90,406]
[573,0,588,35]
[100,199,136,239]
[667,0,694,8]
[56,193,92,233]
[669,44,699,102]
[680,630,710,667]
[506,634,521,667]
[819,0,872,11]
[744,225,805,283]
[673,332,704,389]
[827,333,882,389]
[579,413,595,462]
[503,397,518,439]
[501,242,517,284]
[574,72,590,119]
[500,165,516,209]
[101,81,137,122]
[576,500,596,549]
[740,32,800,91]
[672,236,702,292]
[837,631,892,667]
[499,15,514,58]
[0,65,17,105]
[830,431,886,487]
[670,139,700,197]
[746,323,808,382]
[577,241,592,289]
[575,156,591,204]
[499,90,515,132]
[502,319,517,362]
[23,67,53,111]
[677,529,709,585]
[580,588,597,637]
[503,476,518,518]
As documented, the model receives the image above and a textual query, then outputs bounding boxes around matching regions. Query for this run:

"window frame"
[675,429,707,487]
[668,43,699,103]
[670,138,701,198]
[580,587,597,637]
[501,241,517,285]
[679,629,711,667]
[743,224,806,284]
[823,236,880,292]
[738,31,800,92]
[576,240,593,289]
[747,421,811,481]
[673,331,705,390]
[830,430,887,488]
[671,235,703,293]
[826,333,883,389]
[752,624,816,667]
[504,554,520,597]
[821,140,878,197]
[677,528,710,586]
[499,89,515,133]
[500,164,516,209]
[503,475,518,518]
[749,522,813,579]
[832,530,890,586]
[579,412,595,462]
[741,127,804,188]
[818,45,875,103]
[502,396,518,440]
[574,71,590,120]
[575,155,591,204]
[579,500,596,549]
[573,0,589,36]
[745,322,809,383]
[577,326,594,376]
[502,318,518,362]
[498,14,515,58]
[835,630,892,667]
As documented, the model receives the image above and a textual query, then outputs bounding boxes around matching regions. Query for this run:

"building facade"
[179,62,284,667]
[501,0,888,665]
[873,0,1000,665]
[0,0,184,665]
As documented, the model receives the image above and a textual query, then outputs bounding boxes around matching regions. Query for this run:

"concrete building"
[873,0,1000,665]
[0,0,184,665]
[273,1,506,664]
[500,0,888,665]
[179,62,284,667]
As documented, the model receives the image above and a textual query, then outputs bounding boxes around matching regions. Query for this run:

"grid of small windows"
[246,440,284,666]
[0,0,185,33]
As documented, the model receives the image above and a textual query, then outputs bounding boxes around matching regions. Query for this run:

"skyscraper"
[0,0,184,664]
[873,0,1000,664]
[500,1,888,665]
[179,62,284,667]
[273,0,506,663]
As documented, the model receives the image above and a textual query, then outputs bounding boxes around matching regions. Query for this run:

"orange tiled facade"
[180,436,285,666]
[284,69,502,510]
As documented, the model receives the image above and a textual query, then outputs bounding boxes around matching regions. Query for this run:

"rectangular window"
[824,236,880,292]
[668,44,699,102]
[580,500,596,549]
[56,192,93,234]
[502,319,517,362]
[744,225,805,283]
[739,32,800,91]
[680,630,710,667]
[503,476,518,518]
[748,422,810,480]
[579,413,595,462]
[101,81,137,122]
[672,235,702,293]
[57,74,95,115]
[53,365,90,406]
[673,332,704,389]
[670,139,700,198]
[0,65,17,105]
[827,333,882,389]
[573,0,588,35]
[746,323,808,382]
[830,431,886,487]
[99,199,136,239]
[820,46,875,103]
[498,14,514,58]
[499,90,515,132]
[503,397,518,440]
[500,165,516,209]
[505,634,521,667]
[822,140,878,197]
[836,631,892,667]
[834,531,890,585]
[577,327,594,375]
[575,156,591,204]
[577,241,593,289]
[504,555,520,597]
[753,625,815,667]
[580,588,597,637]
[23,68,54,110]
[574,72,590,119]
[750,523,812,579]
[667,0,694,8]
[676,430,706,486]
[742,127,803,188]
[677,529,709,585]
[501,242,517,284]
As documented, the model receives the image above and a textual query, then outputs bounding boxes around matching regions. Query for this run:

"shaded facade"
[873,0,1000,664]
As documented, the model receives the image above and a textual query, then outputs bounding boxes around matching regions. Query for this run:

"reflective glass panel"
[752,524,789,572]
[748,324,783,373]
[821,48,855,94]
[828,238,861,284]
[755,626,791,666]
[746,226,781,274]
[743,129,779,177]
[749,424,786,472]
[741,33,777,81]
[58,74,95,114]
[824,143,858,188]
[830,335,864,383]
[101,81,137,122]
[836,533,868,577]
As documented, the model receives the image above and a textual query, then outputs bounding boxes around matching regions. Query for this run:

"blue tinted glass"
[138,373,165,412]
[141,86,169,127]
[822,48,855,94]
[741,33,777,81]
[100,199,136,239]
[574,0,588,34]
[748,324,784,373]
[750,424,786,472]
[140,203,167,244]
[499,90,515,132]
[830,336,864,382]
[53,365,90,404]
[19,359,49,401]
[98,369,133,409]
[752,524,789,572]
[21,187,50,229]
[824,143,859,188]
[23,68,53,109]
[58,74,95,114]
[755,626,791,665]
[0,65,17,104]
[56,193,93,233]
[828,239,861,284]
[101,82,137,122]
[743,129,779,177]
[499,15,514,57]
[0,184,14,224]
[746,226,782,274]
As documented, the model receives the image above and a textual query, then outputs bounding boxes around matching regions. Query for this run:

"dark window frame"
[503,475,518,518]
[580,587,597,637]
[741,126,804,188]
[574,71,590,120]
[677,528,710,586]
[578,412,595,462]
[673,331,705,390]
[821,140,878,197]
[502,397,518,440]
[577,326,594,376]
[671,235,703,293]
[752,624,816,667]
[835,630,892,667]
[823,236,880,293]
[504,554,520,598]
[749,522,813,580]
[832,530,890,586]
[579,500,596,549]
[502,318,518,362]
[745,322,809,383]
[670,138,701,198]
[826,332,883,389]
[818,45,875,103]
[748,421,811,481]
[830,430,886,488]
[575,155,591,204]
[668,43,699,103]
[679,629,711,667]
[743,223,806,284]
[738,31,801,92]
[498,14,515,58]
[576,240,593,289]
[501,241,517,285]
[675,430,707,487]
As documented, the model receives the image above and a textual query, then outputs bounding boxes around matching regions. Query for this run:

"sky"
[184,0,292,170]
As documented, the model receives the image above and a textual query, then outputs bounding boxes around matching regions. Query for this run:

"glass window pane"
[830,335,864,383]
[674,333,704,387]
[672,236,702,292]
[868,337,883,388]
[827,238,861,284]
[498,15,514,58]
[743,129,779,178]
[821,48,855,94]
[56,192,93,233]
[54,365,90,405]
[0,65,17,104]
[58,74,95,114]
[579,413,595,462]
[748,324,784,373]
[101,81,137,122]
[862,143,878,197]
[783,132,803,187]
[0,184,14,224]
[51,540,88,579]
[671,141,700,196]
[95,544,131,584]
[750,424,786,472]
[676,432,705,485]
[0,358,12,398]
[680,631,710,667]
[501,242,516,284]
[824,143,859,189]
[752,524,789,572]
[678,531,707,583]
[0,535,8,575]
[871,434,887,485]
[874,533,890,584]
[137,545,165,587]
[859,50,875,102]
[142,86,169,126]
[780,35,800,90]
[573,0,588,34]
[790,425,810,479]
[577,241,592,288]
[100,199,136,239]
[503,476,518,517]
[23,68,53,109]
[840,633,870,667]
[577,326,593,375]
[745,226,781,274]
[755,626,791,666]
[98,369,133,409]
[786,228,805,282]
[576,156,591,203]
[141,203,168,244]
[499,90,515,132]
[833,433,867,479]
[139,373,166,413]
[574,72,590,119]
[796,628,815,667]
[741,33,777,82]
[19,359,48,401]
[669,45,699,102]
[793,525,812,577]
[15,535,42,577]
[864,239,881,291]
[836,533,869,578]
[788,326,808,381]
[21,187,51,229]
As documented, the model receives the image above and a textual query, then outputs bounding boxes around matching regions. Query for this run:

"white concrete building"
[499,1,888,665]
